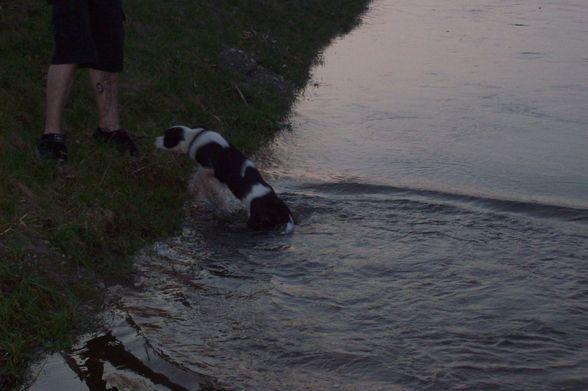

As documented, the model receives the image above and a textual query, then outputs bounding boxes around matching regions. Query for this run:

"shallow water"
[30,1,588,390]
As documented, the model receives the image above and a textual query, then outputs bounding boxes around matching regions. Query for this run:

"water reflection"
[264,0,588,208]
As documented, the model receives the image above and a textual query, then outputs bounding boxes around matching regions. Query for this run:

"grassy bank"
[0,0,370,387]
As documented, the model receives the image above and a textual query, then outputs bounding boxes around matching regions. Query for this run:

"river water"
[30,1,588,390]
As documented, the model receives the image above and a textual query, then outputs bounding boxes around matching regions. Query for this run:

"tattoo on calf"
[95,82,105,94]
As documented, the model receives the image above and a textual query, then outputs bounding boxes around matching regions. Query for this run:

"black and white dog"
[155,126,294,232]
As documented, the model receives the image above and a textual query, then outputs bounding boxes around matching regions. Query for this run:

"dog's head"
[248,192,294,232]
[154,126,202,154]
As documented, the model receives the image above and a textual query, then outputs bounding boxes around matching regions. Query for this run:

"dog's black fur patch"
[164,127,185,148]
[194,142,265,200]
[248,193,293,230]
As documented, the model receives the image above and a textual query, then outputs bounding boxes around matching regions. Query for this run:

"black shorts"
[51,0,125,72]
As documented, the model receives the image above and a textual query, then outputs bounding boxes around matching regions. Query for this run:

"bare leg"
[89,69,138,155]
[89,69,120,132]
[44,64,77,134]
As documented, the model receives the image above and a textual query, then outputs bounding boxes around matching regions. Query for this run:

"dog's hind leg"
[188,169,234,213]
[187,169,207,198]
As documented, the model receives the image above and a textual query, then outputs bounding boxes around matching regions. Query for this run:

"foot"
[93,127,139,156]
[37,133,67,161]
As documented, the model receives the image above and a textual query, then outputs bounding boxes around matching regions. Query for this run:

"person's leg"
[90,68,137,156]
[88,0,137,155]
[44,64,77,135]
[39,0,93,160]
[38,63,77,160]
[88,0,124,132]
[46,0,95,135]
[89,69,120,132]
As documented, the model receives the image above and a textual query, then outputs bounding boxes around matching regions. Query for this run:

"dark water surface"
[31,1,588,390]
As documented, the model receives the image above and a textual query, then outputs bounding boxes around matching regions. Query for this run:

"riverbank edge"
[0,0,371,388]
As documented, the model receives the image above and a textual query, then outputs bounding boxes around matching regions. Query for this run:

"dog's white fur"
[242,183,272,213]
[188,131,230,153]
[240,160,256,178]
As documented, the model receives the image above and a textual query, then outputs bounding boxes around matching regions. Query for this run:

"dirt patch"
[220,46,292,94]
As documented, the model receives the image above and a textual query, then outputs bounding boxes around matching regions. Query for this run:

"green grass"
[0,0,371,387]
[0,252,81,384]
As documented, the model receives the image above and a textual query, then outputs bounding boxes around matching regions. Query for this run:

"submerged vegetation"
[0,0,371,387]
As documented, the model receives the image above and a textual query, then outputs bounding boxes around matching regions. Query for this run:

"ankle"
[97,124,121,133]
[43,129,63,135]
[40,133,66,142]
